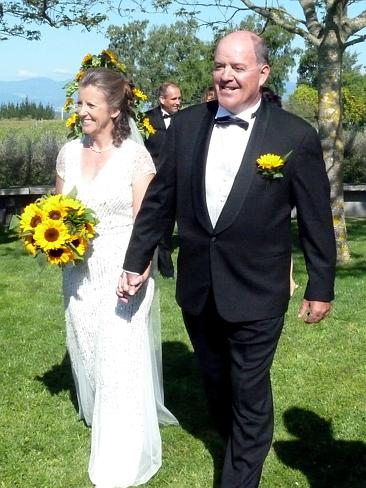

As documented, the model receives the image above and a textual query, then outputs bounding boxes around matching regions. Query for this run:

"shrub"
[0,121,67,187]
[344,129,366,184]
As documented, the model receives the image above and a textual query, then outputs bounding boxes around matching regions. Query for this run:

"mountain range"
[0,78,69,108]
[0,77,297,109]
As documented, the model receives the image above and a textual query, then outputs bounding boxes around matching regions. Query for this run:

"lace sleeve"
[56,144,67,180]
[131,144,156,184]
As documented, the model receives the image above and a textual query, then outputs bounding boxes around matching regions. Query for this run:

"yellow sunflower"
[256,154,285,171]
[64,97,74,112]
[75,70,85,82]
[133,88,148,102]
[83,222,96,239]
[70,236,89,257]
[66,113,79,128]
[33,219,70,251]
[142,117,156,135]
[41,195,68,220]
[102,49,118,65]
[82,53,93,65]
[19,203,46,232]
[47,247,74,265]
[62,197,85,217]
[23,235,38,256]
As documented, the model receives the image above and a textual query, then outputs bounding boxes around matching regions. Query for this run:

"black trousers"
[182,292,284,488]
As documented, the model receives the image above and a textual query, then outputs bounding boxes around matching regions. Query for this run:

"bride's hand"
[116,264,151,303]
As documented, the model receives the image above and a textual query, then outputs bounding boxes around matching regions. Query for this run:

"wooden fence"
[1,184,365,227]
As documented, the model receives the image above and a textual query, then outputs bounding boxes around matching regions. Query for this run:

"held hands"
[116,264,151,303]
[298,299,332,324]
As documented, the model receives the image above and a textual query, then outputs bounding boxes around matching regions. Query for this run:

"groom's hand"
[116,266,151,303]
[298,299,332,324]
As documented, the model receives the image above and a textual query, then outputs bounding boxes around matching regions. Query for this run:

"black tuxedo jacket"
[124,100,336,322]
[144,106,167,168]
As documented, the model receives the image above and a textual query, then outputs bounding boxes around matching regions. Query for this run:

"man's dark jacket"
[124,100,336,322]
[144,106,167,168]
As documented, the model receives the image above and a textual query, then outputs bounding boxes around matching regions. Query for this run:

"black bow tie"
[214,116,249,130]
[163,113,172,119]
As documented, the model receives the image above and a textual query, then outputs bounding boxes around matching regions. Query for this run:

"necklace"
[89,143,115,153]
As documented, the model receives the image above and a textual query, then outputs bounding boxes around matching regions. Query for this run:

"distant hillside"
[0,78,69,109]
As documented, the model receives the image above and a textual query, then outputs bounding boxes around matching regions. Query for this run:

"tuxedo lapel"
[149,107,166,131]
[214,103,270,234]
[191,105,216,234]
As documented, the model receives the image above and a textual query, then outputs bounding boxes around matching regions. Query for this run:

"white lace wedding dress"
[56,136,178,488]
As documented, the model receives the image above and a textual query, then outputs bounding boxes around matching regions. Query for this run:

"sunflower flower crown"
[256,151,293,180]
[9,189,99,266]
[63,50,155,140]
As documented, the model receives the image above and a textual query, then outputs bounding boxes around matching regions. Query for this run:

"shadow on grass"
[273,407,366,487]
[162,340,224,488]
[36,352,79,413]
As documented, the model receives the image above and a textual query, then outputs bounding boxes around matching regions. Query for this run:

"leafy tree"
[108,16,299,106]
[0,0,106,40]
[298,45,366,127]
[286,84,318,125]
[0,99,55,119]
[108,19,213,105]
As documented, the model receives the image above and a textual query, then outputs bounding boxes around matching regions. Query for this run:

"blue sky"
[1,1,365,82]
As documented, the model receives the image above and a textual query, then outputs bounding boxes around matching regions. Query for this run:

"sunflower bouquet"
[64,49,155,140]
[10,191,99,266]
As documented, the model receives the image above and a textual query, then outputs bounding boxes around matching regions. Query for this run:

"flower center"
[49,249,64,257]
[31,216,42,227]
[44,228,60,242]
[49,210,62,220]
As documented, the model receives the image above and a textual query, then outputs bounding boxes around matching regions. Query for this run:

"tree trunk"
[317,33,351,263]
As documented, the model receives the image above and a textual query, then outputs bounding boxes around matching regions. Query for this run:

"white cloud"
[17,69,39,79]
[53,68,72,75]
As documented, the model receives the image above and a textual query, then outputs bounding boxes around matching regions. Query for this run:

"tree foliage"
[107,19,213,106]
[0,0,107,41]
[108,15,299,106]
[0,99,55,119]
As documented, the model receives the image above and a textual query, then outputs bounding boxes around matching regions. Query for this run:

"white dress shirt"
[161,109,171,128]
[205,101,261,228]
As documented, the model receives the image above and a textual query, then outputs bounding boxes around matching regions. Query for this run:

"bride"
[55,67,178,487]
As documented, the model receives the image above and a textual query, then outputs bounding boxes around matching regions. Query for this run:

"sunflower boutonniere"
[256,151,293,180]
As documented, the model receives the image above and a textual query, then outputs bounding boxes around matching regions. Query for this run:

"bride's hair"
[79,68,133,146]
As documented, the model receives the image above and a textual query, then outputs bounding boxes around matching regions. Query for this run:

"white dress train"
[56,136,178,488]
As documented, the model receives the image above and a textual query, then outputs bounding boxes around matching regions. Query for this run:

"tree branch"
[240,0,320,46]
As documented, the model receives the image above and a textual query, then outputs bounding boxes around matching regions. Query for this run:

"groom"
[118,31,336,488]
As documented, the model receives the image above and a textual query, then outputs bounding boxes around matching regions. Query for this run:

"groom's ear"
[259,64,270,87]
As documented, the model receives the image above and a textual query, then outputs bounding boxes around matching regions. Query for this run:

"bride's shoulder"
[59,138,83,154]
[120,138,150,158]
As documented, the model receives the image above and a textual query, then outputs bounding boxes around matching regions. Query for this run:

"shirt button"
[211,236,216,242]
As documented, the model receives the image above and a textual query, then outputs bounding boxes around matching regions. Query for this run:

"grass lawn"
[0,220,365,488]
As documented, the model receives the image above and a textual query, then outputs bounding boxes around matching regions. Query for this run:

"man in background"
[144,82,181,278]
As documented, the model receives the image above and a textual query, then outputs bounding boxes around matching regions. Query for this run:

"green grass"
[0,119,66,139]
[0,221,365,488]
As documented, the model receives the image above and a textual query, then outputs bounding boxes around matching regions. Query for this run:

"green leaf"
[8,214,20,231]
[66,186,78,199]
